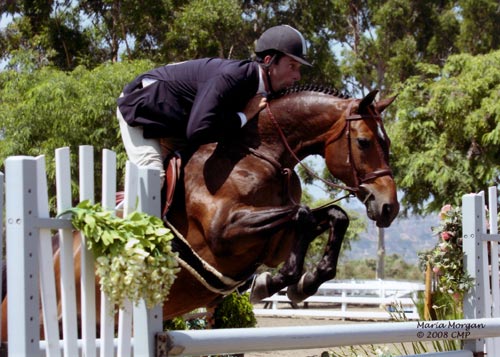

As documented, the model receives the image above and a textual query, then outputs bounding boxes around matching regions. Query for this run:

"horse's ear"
[375,95,397,113]
[359,90,379,111]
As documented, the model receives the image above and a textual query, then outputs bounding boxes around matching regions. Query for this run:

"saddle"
[116,153,182,218]
[162,153,182,217]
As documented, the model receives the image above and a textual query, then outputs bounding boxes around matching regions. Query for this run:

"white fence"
[2,146,163,356]
[462,187,500,355]
[1,146,500,356]
[253,279,424,320]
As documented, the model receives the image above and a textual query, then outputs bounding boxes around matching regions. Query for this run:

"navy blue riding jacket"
[117,58,260,145]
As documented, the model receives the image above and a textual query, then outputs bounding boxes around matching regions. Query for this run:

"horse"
[2,85,399,339]
[162,85,398,317]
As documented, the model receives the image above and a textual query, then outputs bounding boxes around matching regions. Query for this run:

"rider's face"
[265,55,302,92]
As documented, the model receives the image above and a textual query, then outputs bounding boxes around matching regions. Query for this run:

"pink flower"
[433,266,441,274]
[439,204,452,220]
[440,231,453,241]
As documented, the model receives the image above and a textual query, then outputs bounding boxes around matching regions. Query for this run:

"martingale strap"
[165,221,248,295]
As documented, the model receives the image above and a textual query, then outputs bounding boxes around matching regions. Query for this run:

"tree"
[457,0,500,55]
[389,50,500,214]
[0,1,346,85]
[0,60,154,206]
[165,0,250,60]
[78,0,177,63]
[339,0,461,96]
[0,1,104,71]
[336,254,422,280]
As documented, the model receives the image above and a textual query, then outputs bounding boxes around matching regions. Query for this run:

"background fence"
[253,279,424,320]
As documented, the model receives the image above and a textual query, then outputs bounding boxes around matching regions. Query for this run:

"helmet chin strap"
[265,70,275,94]
[260,54,277,94]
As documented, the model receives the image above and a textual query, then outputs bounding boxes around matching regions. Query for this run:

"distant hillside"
[344,211,440,265]
[304,178,440,265]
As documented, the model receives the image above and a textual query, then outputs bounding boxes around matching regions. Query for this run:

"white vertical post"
[100,149,117,357]
[5,157,41,355]
[117,161,138,357]
[37,155,61,357]
[488,186,500,354]
[133,167,163,356]
[462,193,487,353]
[55,147,79,356]
[79,145,97,357]
[341,290,347,313]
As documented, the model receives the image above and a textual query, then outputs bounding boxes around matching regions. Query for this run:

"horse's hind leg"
[286,205,349,303]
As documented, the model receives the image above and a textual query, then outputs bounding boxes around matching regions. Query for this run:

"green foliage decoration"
[418,204,474,308]
[60,200,180,310]
[212,292,257,329]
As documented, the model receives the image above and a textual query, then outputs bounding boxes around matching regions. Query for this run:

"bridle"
[264,100,393,197]
[341,100,393,190]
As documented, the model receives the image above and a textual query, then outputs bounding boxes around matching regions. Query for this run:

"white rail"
[160,317,500,356]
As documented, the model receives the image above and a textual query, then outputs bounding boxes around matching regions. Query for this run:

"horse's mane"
[268,84,351,101]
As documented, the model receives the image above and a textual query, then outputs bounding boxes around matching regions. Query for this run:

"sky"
[1,14,12,28]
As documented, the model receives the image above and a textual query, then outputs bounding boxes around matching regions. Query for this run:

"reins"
[265,103,359,195]
[264,100,393,201]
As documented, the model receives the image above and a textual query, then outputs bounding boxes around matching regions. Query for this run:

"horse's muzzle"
[358,184,399,228]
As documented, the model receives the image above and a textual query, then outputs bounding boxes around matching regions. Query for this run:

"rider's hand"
[243,94,267,121]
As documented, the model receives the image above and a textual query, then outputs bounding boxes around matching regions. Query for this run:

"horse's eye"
[357,138,371,150]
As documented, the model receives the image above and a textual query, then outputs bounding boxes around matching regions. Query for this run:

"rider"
[117,24,311,186]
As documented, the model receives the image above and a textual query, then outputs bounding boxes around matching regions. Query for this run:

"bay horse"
[2,85,399,339]
[163,85,398,316]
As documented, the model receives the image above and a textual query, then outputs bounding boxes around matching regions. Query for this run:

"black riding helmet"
[255,25,312,67]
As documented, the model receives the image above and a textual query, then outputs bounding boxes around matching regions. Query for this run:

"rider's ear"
[263,55,274,66]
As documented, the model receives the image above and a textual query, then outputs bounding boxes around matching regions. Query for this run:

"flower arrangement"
[61,200,180,310]
[418,204,474,303]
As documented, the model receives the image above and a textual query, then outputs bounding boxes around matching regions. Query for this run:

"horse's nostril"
[382,203,392,217]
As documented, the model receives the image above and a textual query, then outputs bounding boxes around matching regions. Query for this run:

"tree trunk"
[376,227,385,279]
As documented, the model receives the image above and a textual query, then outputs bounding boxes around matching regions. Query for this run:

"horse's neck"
[262,95,348,164]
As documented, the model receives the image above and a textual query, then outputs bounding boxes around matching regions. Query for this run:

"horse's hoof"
[249,272,272,304]
[287,272,314,303]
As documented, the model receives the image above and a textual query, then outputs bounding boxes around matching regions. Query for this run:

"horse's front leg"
[249,205,328,303]
[211,203,317,302]
[286,205,349,303]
